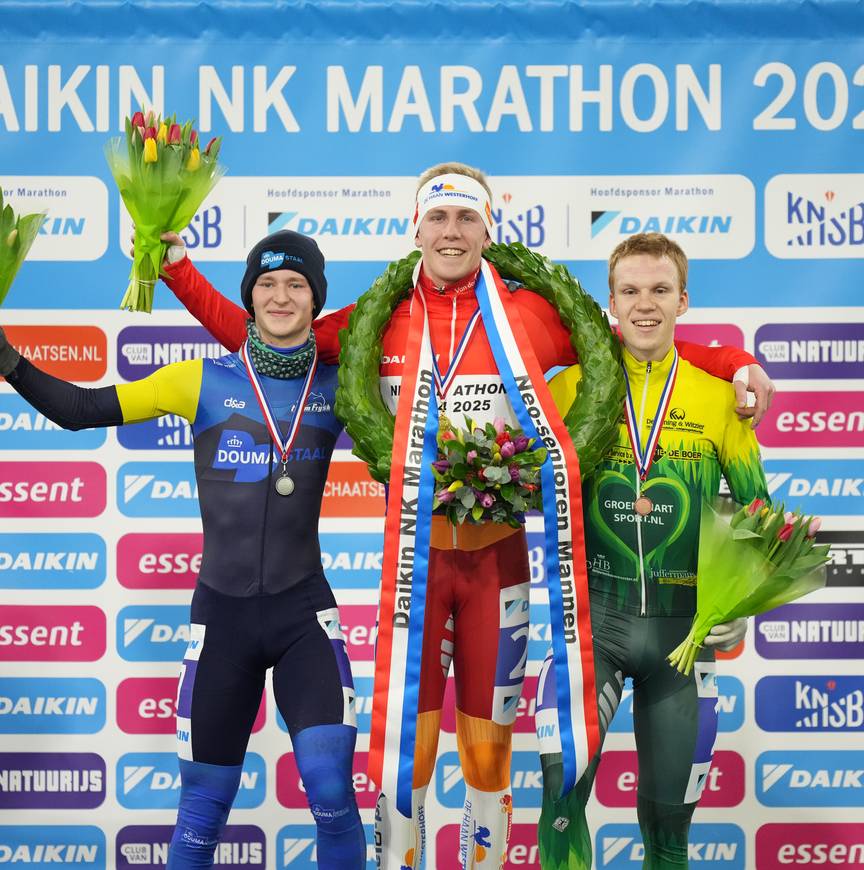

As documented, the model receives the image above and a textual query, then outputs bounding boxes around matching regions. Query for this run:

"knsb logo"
[118,677,265,735]
[117,326,224,380]
[436,750,542,809]
[0,394,105,450]
[491,200,546,247]
[0,533,105,589]
[597,823,744,868]
[673,324,745,351]
[755,322,864,380]
[117,533,203,590]
[578,175,755,260]
[3,326,106,380]
[758,393,864,448]
[596,750,744,808]
[116,824,264,868]
[756,603,864,660]
[0,825,105,868]
[756,675,864,732]
[755,822,864,868]
[338,605,377,662]
[117,606,190,663]
[0,677,105,734]
[765,175,864,258]
[436,823,539,869]
[117,752,265,810]
[609,676,744,734]
[0,606,105,662]
[277,824,374,869]
[276,751,378,810]
[0,463,106,518]
[0,752,105,809]
[318,533,383,589]
[278,677,370,735]
[820,530,864,587]
[764,459,864,516]
[441,676,539,735]
[118,463,199,518]
[321,463,386,517]
[757,750,864,807]
[118,414,194,451]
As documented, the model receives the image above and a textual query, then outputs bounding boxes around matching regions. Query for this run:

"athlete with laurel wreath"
[153,163,773,870]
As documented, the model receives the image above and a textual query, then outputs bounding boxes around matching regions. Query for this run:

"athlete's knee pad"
[455,709,512,792]
[636,795,696,868]
[167,759,243,869]
[293,724,365,869]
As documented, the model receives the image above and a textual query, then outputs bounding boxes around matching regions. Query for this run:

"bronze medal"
[634,495,653,516]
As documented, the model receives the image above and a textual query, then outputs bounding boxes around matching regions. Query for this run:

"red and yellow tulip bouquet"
[104,110,225,312]
[0,189,45,306]
[667,497,829,674]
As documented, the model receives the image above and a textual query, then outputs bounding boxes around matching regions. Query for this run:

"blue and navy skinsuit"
[5,349,366,869]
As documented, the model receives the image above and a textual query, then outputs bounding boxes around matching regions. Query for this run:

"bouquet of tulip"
[0,189,45,306]
[104,110,225,312]
[431,415,548,527]
[667,497,829,674]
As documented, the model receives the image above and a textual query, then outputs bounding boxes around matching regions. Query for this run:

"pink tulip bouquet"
[0,189,45,306]
[431,415,548,527]
[104,110,225,312]
[667,497,829,674]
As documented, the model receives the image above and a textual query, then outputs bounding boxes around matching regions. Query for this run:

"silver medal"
[275,474,295,496]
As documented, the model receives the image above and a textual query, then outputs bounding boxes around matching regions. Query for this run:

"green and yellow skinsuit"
[537,346,768,869]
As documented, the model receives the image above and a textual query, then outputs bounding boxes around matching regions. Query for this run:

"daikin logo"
[118,464,199,518]
[277,824,374,868]
[117,606,190,662]
[0,825,105,867]
[0,677,105,734]
[757,751,864,807]
[598,823,744,867]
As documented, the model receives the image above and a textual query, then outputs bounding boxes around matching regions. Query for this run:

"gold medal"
[634,495,653,516]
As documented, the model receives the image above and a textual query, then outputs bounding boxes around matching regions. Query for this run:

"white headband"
[413,173,494,235]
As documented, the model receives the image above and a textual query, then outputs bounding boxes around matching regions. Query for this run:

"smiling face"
[251,269,314,347]
[609,253,689,361]
[415,205,490,286]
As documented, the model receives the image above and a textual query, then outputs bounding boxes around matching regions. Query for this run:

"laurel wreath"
[335,242,624,484]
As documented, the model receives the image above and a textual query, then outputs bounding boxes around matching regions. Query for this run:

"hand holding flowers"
[431,415,547,527]
[105,110,225,312]
[667,497,829,674]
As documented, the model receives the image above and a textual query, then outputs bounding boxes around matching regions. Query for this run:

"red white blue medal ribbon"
[623,349,679,481]
[240,339,318,470]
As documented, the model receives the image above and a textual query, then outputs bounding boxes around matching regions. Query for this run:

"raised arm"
[1,326,201,429]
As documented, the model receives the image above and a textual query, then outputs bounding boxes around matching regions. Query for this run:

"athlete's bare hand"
[733,364,775,428]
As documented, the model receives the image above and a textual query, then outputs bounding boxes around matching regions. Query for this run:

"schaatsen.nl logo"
[0,825,105,868]
[757,750,864,807]
[597,823,744,868]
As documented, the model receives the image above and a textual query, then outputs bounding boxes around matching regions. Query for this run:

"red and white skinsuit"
[162,257,755,869]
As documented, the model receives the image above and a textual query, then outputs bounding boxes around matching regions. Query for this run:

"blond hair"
[415,161,493,204]
[608,232,688,292]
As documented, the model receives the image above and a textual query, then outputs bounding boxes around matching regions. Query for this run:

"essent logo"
[118,463,199,518]
[276,751,378,810]
[0,532,105,589]
[117,606,191,662]
[0,752,105,809]
[596,750,744,808]
[597,823,744,867]
[755,822,864,867]
[338,605,377,661]
[3,326,106,380]
[758,393,864,448]
[0,825,105,867]
[0,677,105,734]
[757,750,864,806]
[117,752,264,809]
[0,606,105,662]
[117,533,203,589]
[0,463,106,518]
[755,675,864,731]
